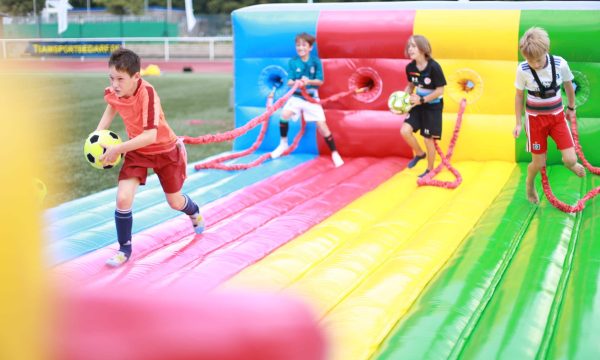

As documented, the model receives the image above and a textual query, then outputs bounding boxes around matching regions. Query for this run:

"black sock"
[324,134,337,152]
[280,121,289,138]
[181,194,200,216]
[115,209,132,257]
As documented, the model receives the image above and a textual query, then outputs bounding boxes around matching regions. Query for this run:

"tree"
[95,0,144,15]
[0,0,33,16]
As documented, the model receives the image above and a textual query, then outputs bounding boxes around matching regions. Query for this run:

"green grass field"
[19,72,234,208]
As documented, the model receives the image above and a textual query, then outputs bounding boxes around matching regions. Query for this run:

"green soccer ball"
[83,130,123,169]
[388,90,412,114]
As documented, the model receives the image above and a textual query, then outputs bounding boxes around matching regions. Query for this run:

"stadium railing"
[0,36,233,61]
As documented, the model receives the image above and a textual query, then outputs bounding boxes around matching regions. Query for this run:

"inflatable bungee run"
[48,1,600,359]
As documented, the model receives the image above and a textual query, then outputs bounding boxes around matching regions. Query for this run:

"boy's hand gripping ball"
[388,91,412,114]
[84,130,123,169]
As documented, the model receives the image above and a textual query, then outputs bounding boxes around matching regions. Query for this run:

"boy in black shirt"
[400,35,447,178]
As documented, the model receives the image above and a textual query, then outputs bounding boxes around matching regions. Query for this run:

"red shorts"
[119,142,187,194]
[524,112,574,154]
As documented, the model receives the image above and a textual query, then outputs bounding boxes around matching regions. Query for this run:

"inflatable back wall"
[232,2,600,165]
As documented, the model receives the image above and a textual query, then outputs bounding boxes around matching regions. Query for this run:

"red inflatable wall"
[316,10,416,158]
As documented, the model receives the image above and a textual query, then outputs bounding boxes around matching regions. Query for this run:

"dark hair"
[108,48,140,76]
[295,32,316,46]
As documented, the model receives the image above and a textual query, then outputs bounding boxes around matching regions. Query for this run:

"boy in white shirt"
[513,27,585,204]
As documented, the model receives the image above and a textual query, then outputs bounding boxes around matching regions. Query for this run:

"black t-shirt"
[405,58,447,108]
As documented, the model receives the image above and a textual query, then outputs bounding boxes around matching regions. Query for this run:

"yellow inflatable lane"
[323,161,514,360]
[434,112,515,163]
[225,160,514,360]
[283,162,484,317]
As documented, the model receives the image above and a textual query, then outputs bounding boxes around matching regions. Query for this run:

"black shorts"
[405,103,442,139]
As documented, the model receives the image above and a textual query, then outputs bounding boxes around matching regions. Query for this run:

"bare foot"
[526,183,539,204]
[568,163,586,178]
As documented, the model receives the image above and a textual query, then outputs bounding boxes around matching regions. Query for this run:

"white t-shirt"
[515,54,573,116]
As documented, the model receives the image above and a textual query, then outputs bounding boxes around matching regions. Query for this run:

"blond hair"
[519,27,550,59]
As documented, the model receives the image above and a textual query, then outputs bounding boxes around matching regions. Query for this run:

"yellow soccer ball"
[388,90,412,114]
[83,130,123,169]
[141,64,161,76]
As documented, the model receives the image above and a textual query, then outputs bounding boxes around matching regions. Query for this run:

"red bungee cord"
[416,98,467,189]
[541,115,599,213]
[182,82,367,171]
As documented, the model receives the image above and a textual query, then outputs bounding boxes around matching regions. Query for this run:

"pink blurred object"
[53,284,326,360]
[186,119,206,125]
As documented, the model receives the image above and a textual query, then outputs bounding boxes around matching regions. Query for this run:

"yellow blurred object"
[141,64,161,76]
[0,69,48,360]
[33,178,47,203]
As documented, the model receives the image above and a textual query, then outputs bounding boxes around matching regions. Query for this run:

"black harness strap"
[529,54,559,99]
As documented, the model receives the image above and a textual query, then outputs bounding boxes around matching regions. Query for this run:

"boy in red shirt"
[98,48,204,267]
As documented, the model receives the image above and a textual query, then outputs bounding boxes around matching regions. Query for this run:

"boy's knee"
[400,125,412,137]
[166,197,183,210]
[116,195,132,210]
[562,154,577,168]
[529,160,545,171]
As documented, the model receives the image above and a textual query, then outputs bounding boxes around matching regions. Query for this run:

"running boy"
[270,32,344,167]
[98,48,204,267]
[400,35,447,178]
[514,27,585,204]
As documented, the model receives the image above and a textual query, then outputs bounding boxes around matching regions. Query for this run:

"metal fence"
[3,13,232,37]
[1,36,233,60]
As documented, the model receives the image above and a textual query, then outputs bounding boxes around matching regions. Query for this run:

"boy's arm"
[409,86,444,106]
[96,104,117,130]
[514,89,524,138]
[305,58,324,87]
[117,129,157,153]
[100,129,157,166]
[287,58,297,86]
[303,78,323,87]
[563,80,576,121]
[423,86,444,103]
[404,83,415,94]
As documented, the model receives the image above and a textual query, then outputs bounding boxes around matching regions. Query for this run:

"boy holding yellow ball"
[97,48,204,267]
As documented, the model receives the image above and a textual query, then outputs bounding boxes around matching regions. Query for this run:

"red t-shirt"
[104,79,177,155]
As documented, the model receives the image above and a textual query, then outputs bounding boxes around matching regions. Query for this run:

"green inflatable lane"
[546,174,600,359]
[375,164,594,359]
[374,164,535,359]
[458,166,585,358]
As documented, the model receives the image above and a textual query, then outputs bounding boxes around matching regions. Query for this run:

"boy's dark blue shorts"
[404,104,443,140]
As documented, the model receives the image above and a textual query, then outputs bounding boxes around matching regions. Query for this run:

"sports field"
[14,72,233,207]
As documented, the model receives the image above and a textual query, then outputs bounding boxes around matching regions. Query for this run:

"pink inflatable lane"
[53,284,326,360]
[52,157,404,291]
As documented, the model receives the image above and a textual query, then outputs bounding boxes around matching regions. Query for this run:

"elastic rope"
[541,115,599,213]
[417,98,467,189]
[188,81,363,171]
